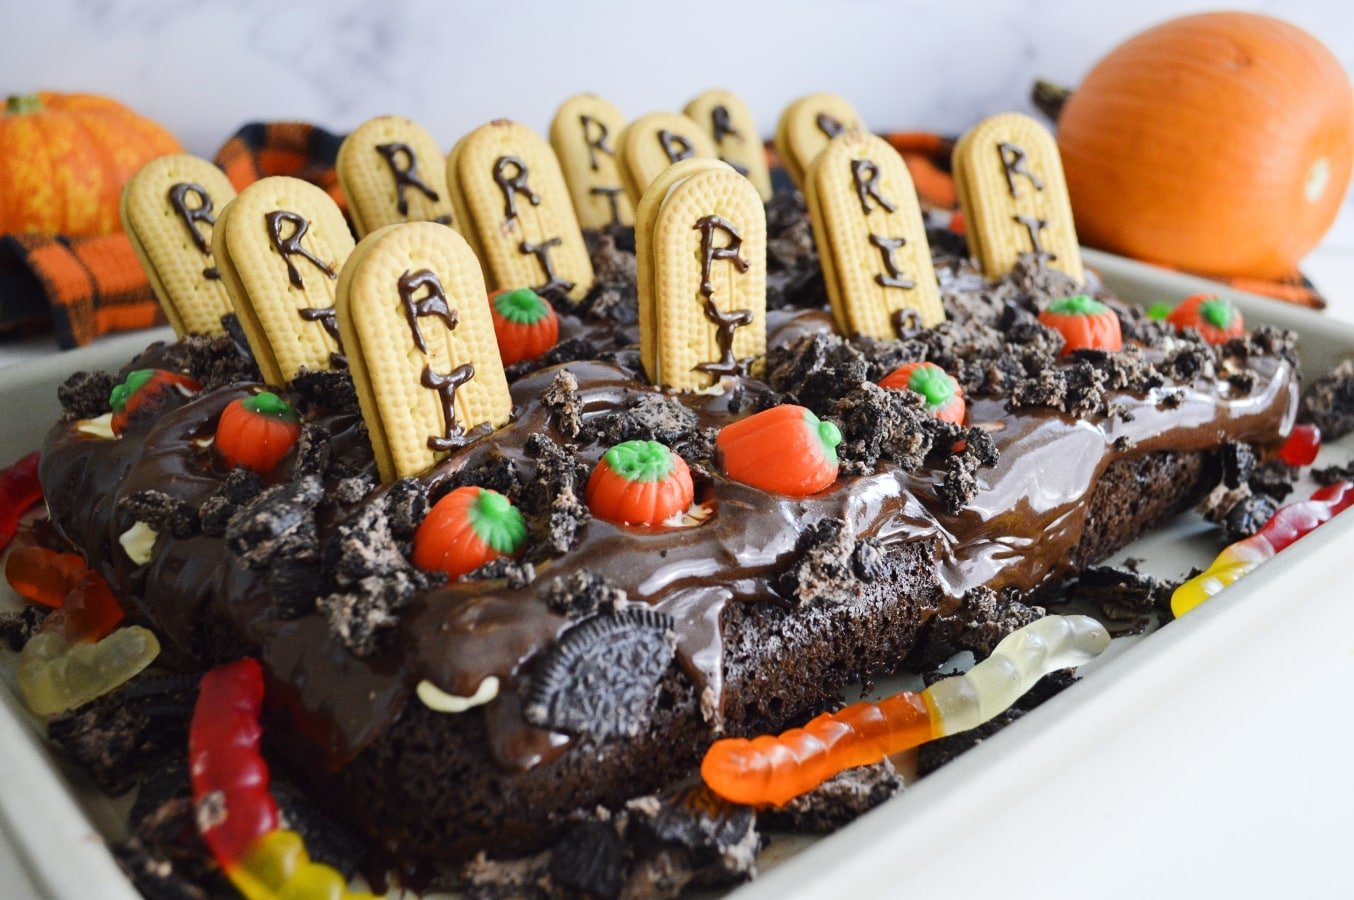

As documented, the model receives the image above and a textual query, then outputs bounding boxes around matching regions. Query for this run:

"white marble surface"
[1,0,1353,368]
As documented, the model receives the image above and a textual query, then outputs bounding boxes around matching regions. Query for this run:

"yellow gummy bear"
[18,626,161,716]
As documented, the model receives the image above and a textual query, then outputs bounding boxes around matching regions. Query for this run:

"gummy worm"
[1172,480,1354,617]
[0,452,42,552]
[190,659,376,900]
[701,615,1110,806]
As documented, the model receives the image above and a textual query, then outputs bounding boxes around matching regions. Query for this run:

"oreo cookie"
[524,608,677,740]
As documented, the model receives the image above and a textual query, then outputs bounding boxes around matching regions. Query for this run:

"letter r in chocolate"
[997,142,1044,199]
[398,268,459,354]
[492,155,542,223]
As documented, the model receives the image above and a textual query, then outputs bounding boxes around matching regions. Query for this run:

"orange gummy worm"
[701,692,936,806]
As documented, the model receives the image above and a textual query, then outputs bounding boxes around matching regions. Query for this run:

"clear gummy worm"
[701,615,1111,806]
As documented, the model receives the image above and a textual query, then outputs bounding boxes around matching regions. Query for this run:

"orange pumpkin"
[717,405,842,496]
[215,392,302,474]
[412,487,526,578]
[0,92,183,236]
[1037,295,1122,355]
[586,441,694,527]
[1165,293,1245,345]
[1056,13,1354,280]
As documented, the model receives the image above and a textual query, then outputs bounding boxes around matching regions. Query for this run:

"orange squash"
[0,92,183,236]
[1056,13,1354,280]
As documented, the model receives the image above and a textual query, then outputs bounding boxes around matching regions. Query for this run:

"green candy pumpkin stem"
[804,409,842,463]
[1046,294,1109,317]
[493,288,550,325]
[243,391,300,423]
[1199,298,1236,329]
[907,366,956,408]
[5,94,42,116]
[604,440,675,483]
[108,369,155,411]
[466,490,527,555]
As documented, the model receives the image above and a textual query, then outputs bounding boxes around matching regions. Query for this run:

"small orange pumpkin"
[879,362,966,424]
[108,369,200,435]
[717,405,842,496]
[586,441,694,527]
[0,92,183,236]
[215,392,302,474]
[1165,293,1245,345]
[412,487,527,578]
[1056,13,1354,280]
[1037,295,1122,355]
[489,287,560,366]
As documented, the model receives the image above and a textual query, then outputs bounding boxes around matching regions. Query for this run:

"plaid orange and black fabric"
[0,121,346,348]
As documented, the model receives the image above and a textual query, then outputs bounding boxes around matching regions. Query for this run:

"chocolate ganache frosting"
[38,216,1299,864]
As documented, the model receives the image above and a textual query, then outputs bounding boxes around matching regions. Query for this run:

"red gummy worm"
[0,452,42,551]
[189,658,279,866]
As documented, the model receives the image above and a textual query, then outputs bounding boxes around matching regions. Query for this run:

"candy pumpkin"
[489,287,560,366]
[1037,295,1122,354]
[0,92,183,236]
[586,441,694,527]
[879,362,966,424]
[215,392,302,474]
[412,487,527,578]
[717,405,842,496]
[1055,13,1354,280]
[109,369,200,435]
[1165,293,1245,344]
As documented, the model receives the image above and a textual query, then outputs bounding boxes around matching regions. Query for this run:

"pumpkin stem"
[5,93,42,116]
[1030,80,1072,123]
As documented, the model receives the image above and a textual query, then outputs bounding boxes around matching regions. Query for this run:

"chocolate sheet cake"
[35,201,1299,884]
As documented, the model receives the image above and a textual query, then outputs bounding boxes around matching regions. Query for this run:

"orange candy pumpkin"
[215,392,302,474]
[108,369,201,435]
[879,362,966,424]
[0,92,183,236]
[489,288,560,366]
[586,441,694,527]
[1037,295,1122,355]
[1165,293,1245,345]
[717,405,842,496]
[413,487,527,578]
[1057,13,1354,280]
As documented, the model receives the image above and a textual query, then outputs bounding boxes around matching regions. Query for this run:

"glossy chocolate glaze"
[38,213,1299,779]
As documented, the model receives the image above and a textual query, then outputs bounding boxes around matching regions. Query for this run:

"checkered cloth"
[0,123,1327,348]
[0,122,346,348]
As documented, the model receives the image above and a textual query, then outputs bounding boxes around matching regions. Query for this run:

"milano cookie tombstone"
[337,115,455,237]
[550,94,633,229]
[447,120,594,304]
[637,159,766,391]
[337,222,511,482]
[684,89,773,201]
[774,93,864,191]
[120,154,238,337]
[806,131,944,337]
[616,112,718,206]
[212,176,355,386]
[952,112,1083,282]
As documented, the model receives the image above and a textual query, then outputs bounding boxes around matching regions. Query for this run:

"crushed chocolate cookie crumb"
[470,557,537,588]
[119,490,199,539]
[765,332,870,416]
[333,475,375,506]
[543,571,628,618]
[1074,562,1173,625]
[777,518,864,606]
[1313,461,1354,486]
[461,850,552,899]
[294,424,333,478]
[758,758,902,833]
[1221,442,1258,489]
[225,477,322,568]
[831,383,931,475]
[1302,358,1354,439]
[317,499,440,656]
[290,369,358,416]
[909,586,1044,671]
[1249,461,1298,503]
[199,468,263,537]
[579,230,639,325]
[628,784,760,883]
[938,453,980,514]
[522,434,592,557]
[58,370,115,420]
[542,369,585,439]
[507,337,605,380]
[384,478,429,539]
[0,604,47,651]
[548,820,628,900]
[445,453,522,501]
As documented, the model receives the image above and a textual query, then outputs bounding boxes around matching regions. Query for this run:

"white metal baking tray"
[2,250,1353,899]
